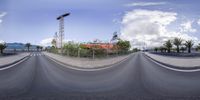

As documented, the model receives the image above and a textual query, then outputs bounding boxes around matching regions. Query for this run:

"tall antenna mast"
[57,13,70,53]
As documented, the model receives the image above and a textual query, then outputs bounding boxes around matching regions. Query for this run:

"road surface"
[0,52,200,100]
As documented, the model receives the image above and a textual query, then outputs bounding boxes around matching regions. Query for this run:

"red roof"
[81,43,114,49]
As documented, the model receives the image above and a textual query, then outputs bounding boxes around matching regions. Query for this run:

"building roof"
[81,43,114,49]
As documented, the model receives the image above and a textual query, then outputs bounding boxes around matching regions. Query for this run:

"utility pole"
[57,13,70,53]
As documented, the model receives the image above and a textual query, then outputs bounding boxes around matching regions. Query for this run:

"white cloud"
[0,12,7,24]
[120,9,198,49]
[40,37,78,46]
[112,18,121,24]
[0,40,5,44]
[180,21,196,33]
[125,2,166,7]
[197,19,200,25]
[0,12,6,18]
[40,38,53,46]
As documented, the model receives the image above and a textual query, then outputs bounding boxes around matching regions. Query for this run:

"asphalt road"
[1,52,200,100]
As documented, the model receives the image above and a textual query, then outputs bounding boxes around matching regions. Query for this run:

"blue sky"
[0,0,200,47]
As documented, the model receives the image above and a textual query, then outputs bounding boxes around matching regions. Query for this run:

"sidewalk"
[43,52,132,69]
[145,52,200,67]
[0,53,30,68]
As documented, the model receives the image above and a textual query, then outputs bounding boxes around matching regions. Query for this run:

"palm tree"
[184,40,194,53]
[51,39,57,48]
[196,43,200,51]
[173,38,183,53]
[0,43,6,54]
[164,40,172,53]
[180,47,186,53]
[154,47,158,52]
[40,46,43,51]
[159,46,166,53]
[36,46,40,51]
[25,43,31,52]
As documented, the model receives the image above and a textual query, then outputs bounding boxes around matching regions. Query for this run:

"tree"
[180,47,186,53]
[50,46,58,53]
[164,40,172,53]
[0,43,6,54]
[63,41,80,56]
[90,44,101,59]
[196,43,200,51]
[40,46,43,51]
[116,40,131,53]
[159,46,166,53]
[51,39,57,48]
[154,47,158,52]
[36,46,40,51]
[132,48,140,52]
[36,46,39,51]
[173,38,183,53]
[25,43,31,52]
[184,40,194,53]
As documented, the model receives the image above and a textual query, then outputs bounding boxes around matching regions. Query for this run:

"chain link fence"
[47,42,134,59]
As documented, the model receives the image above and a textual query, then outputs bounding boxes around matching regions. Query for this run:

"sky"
[0,0,200,48]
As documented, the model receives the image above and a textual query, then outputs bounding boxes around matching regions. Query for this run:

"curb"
[0,54,30,70]
[144,53,200,72]
[44,53,133,71]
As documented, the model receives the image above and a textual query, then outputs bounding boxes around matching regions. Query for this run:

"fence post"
[92,49,95,59]
[67,49,69,56]
[78,48,80,58]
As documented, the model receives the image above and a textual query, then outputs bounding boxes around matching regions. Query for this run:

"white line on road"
[145,54,200,72]
[45,53,133,72]
[0,57,29,71]
[29,53,43,56]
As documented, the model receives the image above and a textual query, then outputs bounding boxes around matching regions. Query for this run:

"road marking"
[0,57,29,71]
[144,54,200,72]
[29,53,44,56]
[45,53,134,72]
[29,53,44,57]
